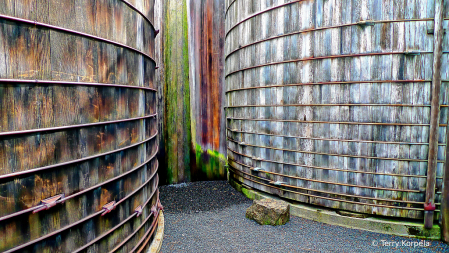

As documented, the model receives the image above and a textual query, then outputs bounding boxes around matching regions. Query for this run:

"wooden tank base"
[228,173,441,241]
[148,210,165,253]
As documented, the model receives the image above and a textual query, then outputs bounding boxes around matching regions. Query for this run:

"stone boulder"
[246,198,290,226]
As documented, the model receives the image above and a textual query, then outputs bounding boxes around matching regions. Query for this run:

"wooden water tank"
[0,0,160,252]
[225,0,449,219]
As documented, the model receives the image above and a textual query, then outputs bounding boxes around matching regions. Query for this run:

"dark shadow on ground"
[160,181,251,213]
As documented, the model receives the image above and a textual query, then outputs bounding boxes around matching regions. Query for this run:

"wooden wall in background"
[155,0,227,184]
[0,0,160,252]
[225,0,449,219]
[187,0,227,181]
[156,0,192,184]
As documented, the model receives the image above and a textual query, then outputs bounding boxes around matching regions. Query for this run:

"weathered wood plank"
[225,0,444,219]
[0,0,159,251]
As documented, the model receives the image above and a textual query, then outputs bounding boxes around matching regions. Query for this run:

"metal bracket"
[404,50,421,56]
[155,29,160,37]
[424,202,436,211]
[357,20,375,26]
[101,201,116,216]
[157,199,164,211]
[150,205,158,216]
[155,66,159,70]
[134,205,143,217]
[150,199,164,217]
[269,181,285,186]
[250,167,263,172]
[427,28,446,34]
[33,194,65,214]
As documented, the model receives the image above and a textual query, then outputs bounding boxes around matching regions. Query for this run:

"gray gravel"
[160,181,449,253]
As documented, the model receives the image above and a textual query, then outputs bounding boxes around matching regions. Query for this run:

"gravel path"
[159,181,449,253]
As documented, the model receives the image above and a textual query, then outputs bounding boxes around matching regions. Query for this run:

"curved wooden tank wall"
[187,0,227,181]
[225,0,449,219]
[0,0,160,252]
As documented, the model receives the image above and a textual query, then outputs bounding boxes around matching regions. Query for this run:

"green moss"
[406,225,442,240]
[242,187,255,200]
[193,143,227,180]
[163,1,191,184]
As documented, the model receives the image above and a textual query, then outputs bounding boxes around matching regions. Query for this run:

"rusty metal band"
[228,157,420,193]
[72,177,159,253]
[227,147,443,179]
[0,113,156,137]
[225,80,431,93]
[0,130,158,180]
[226,18,435,59]
[228,168,434,211]
[67,158,158,205]
[136,224,159,253]
[0,14,156,64]
[119,0,155,30]
[225,0,238,17]
[226,127,447,146]
[131,194,161,253]
[227,117,432,127]
[110,198,160,253]
[229,161,433,205]
[225,51,433,78]
[227,137,445,163]
[225,0,302,37]
[0,149,158,222]
[75,213,137,253]
[226,103,436,108]
[131,210,160,253]
[0,78,157,91]
[133,216,159,253]
[4,210,102,253]
[4,174,159,253]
